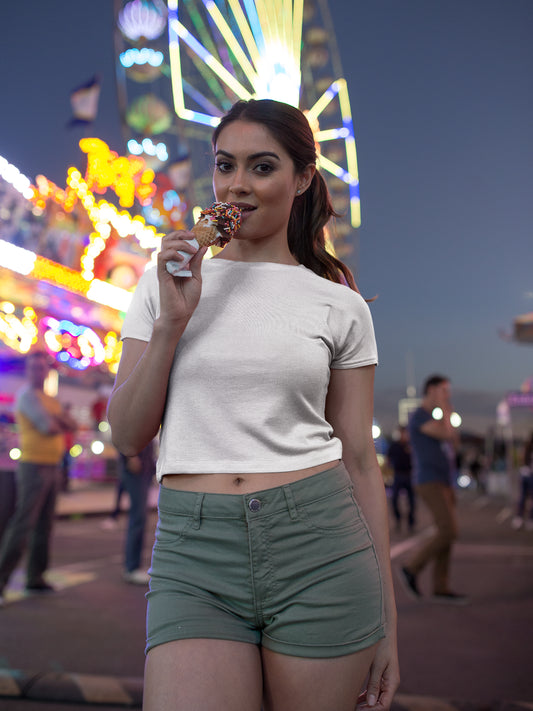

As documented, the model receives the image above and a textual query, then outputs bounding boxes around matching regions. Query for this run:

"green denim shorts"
[146,462,385,658]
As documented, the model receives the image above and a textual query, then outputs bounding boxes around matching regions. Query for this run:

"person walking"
[0,351,76,606]
[511,430,533,530]
[108,98,399,711]
[386,426,415,533]
[120,441,156,585]
[400,374,467,604]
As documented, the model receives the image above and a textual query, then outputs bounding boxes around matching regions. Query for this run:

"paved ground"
[0,478,532,710]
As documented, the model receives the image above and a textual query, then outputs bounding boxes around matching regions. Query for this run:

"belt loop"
[192,493,205,529]
[283,486,298,520]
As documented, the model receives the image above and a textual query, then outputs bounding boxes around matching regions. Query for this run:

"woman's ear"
[297,163,316,195]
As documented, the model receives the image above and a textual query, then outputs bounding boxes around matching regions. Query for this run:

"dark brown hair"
[212,99,359,292]
[423,374,449,395]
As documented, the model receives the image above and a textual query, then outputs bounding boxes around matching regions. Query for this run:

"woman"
[108,99,399,711]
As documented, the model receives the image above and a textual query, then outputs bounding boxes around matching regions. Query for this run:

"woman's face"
[213,119,309,245]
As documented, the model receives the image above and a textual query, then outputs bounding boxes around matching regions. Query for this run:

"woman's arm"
[107,234,207,456]
[325,364,399,709]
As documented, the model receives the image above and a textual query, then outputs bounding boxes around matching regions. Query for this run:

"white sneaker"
[122,569,150,585]
[511,516,524,530]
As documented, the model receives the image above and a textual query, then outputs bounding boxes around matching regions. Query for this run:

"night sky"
[1,1,532,432]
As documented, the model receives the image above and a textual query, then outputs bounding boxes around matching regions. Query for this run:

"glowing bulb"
[70,444,83,458]
[432,407,443,421]
[372,424,381,440]
[450,412,462,428]
[91,440,104,455]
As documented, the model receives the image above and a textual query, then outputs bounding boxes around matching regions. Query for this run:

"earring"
[296,189,301,194]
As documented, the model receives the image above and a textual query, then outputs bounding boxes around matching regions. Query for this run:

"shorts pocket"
[297,485,368,537]
[154,492,196,550]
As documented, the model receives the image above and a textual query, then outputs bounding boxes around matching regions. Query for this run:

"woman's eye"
[255,163,274,174]
[215,161,232,172]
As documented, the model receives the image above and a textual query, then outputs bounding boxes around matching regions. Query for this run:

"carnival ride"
[1,0,362,396]
[114,0,361,255]
[1,0,362,384]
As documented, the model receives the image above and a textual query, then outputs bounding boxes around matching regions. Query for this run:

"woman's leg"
[143,639,263,711]
[261,644,377,711]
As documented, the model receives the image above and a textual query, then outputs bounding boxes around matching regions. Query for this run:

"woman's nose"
[228,168,250,195]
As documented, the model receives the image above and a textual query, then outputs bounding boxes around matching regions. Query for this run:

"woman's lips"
[234,205,256,221]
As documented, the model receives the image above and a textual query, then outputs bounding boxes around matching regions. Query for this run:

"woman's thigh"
[143,638,263,711]
[261,644,378,711]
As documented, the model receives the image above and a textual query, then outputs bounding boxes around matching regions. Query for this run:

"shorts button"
[248,498,262,512]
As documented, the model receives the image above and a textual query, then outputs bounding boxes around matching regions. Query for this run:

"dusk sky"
[1,1,532,431]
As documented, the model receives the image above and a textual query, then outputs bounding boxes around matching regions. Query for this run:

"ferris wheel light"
[120,48,164,68]
[118,0,167,42]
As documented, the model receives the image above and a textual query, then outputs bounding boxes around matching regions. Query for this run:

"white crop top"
[121,259,378,479]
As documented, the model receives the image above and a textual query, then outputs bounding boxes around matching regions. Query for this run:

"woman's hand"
[157,230,208,326]
[356,636,400,709]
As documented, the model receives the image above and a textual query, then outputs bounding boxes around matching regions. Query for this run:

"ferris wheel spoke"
[227,0,261,66]
[201,1,258,82]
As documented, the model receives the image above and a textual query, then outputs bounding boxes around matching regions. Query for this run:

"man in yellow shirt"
[0,351,76,606]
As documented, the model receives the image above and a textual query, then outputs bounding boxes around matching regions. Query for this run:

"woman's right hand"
[157,230,208,326]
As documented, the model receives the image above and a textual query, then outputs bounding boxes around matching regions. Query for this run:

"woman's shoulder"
[297,266,370,310]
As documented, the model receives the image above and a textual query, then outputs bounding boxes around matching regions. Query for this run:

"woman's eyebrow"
[215,149,281,161]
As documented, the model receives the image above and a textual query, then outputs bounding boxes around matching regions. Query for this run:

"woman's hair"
[212,99,359,292]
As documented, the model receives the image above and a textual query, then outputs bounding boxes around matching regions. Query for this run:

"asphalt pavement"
[0,476,532,711]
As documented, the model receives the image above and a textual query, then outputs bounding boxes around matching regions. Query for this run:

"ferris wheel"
[114,0,360,259]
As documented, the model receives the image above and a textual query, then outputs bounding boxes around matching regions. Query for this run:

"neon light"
[0,240,36,275]
[78,138,156,208]
[227,0,261,66]
[314,128,350,141]
[118,0,167,41]
[203,1,257,83]
[87,280,132,313]
[0,156,34,200]
[0,303,38,354]
[171,19,252,100]
[41,317,105,371]
[120,48,164,68]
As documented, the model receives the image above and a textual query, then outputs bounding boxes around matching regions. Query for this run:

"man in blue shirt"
[400,374,467,603]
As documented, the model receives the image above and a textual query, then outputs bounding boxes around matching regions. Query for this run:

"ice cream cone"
[165,202,241,277]
[191,221,222,247]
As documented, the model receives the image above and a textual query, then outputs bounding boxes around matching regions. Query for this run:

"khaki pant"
[407,482,458,594]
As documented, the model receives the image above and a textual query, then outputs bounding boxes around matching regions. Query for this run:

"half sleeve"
[329,291,378,369]
[120,267,160,342]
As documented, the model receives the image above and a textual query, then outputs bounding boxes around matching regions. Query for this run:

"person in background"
[60,403,76,492]
[0,351,76,606]
[512,431,533,530]
[400,374,467,604]
[386,426,415,533]
[120,441,156,585]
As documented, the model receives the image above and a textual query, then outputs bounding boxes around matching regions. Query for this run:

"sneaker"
[26,581,55,593]
[511,516,524,530]
[431,591,470,605]
[122,569,150,586]
[399,566,421,599]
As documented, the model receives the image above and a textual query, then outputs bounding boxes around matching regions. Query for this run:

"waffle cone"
[191,222,221,247]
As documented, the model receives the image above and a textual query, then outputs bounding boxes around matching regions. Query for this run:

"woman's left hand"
[355,636,400,709]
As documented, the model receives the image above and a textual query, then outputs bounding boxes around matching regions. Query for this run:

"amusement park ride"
[0,0,363,385]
